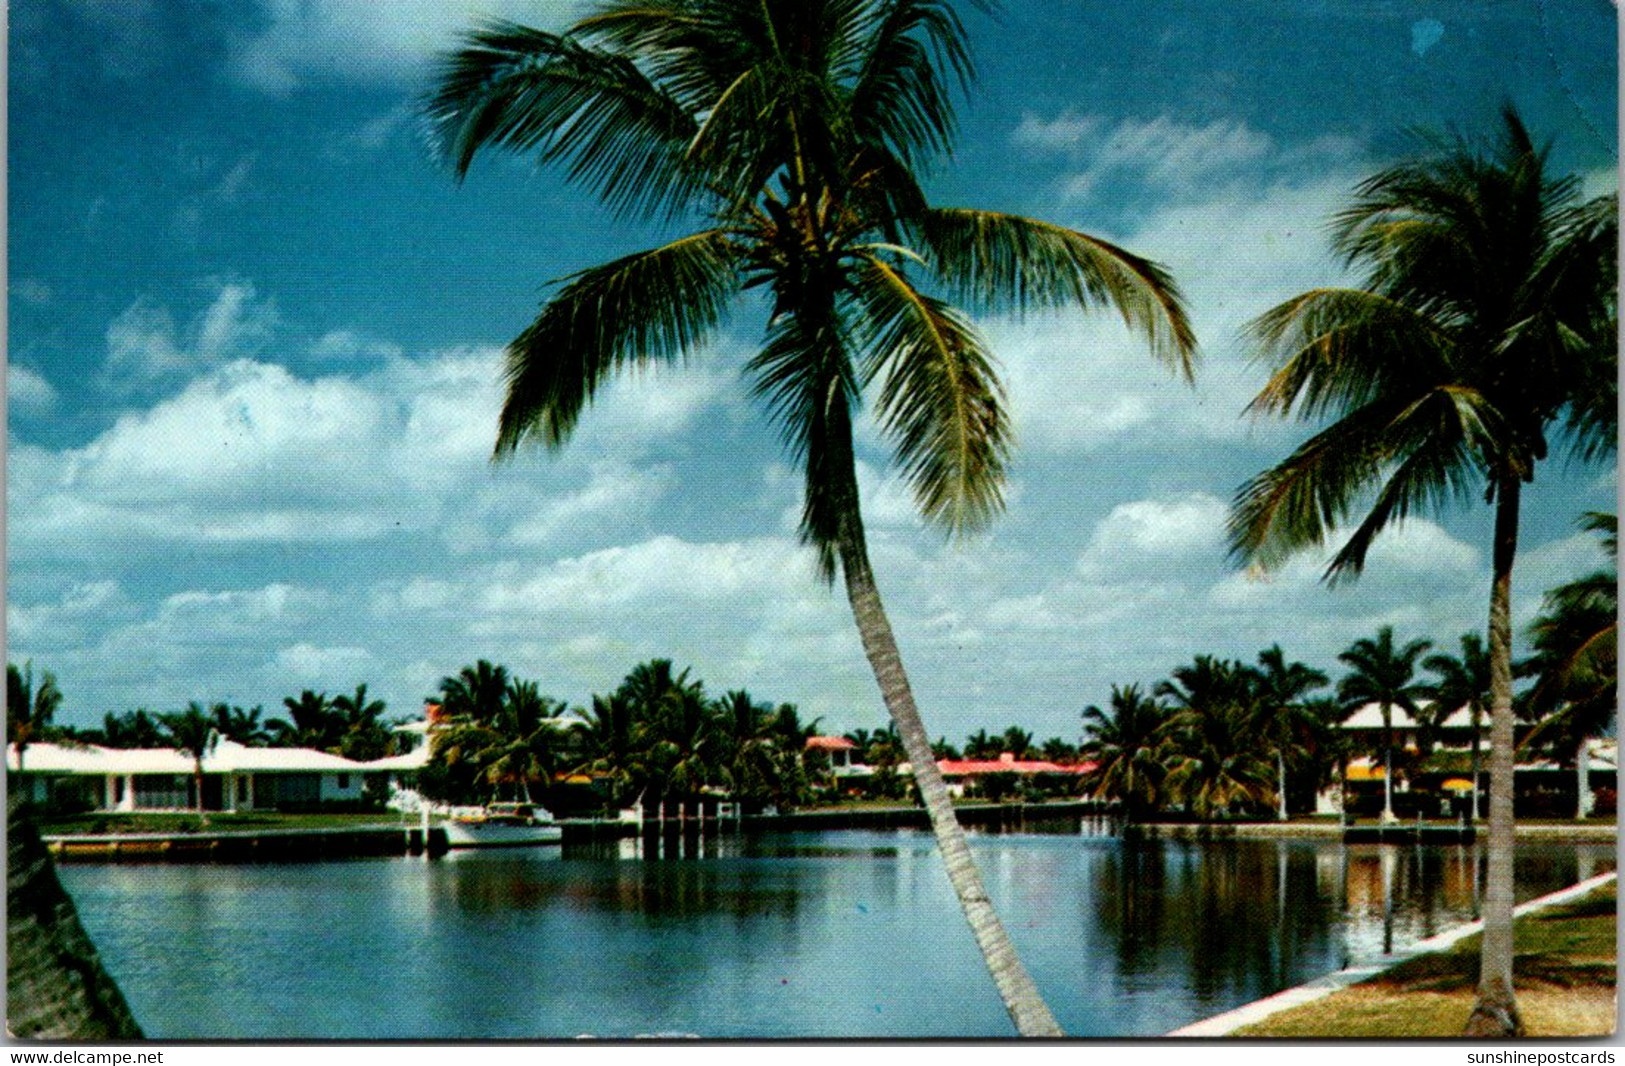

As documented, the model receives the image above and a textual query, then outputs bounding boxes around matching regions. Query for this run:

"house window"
[237,777,249,803]
[336,773,350,789]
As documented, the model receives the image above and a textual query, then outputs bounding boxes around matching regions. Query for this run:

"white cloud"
[1013,112,1359,204]
[8,365,59,416]
[104,283,278,381]
[1077,493,1229,577]
[229,0,586,93]
[989,170,1357,453]
[275,643,377,682]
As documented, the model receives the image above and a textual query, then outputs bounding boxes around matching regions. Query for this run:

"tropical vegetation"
[423,0,1200,1036]
[1226,107,1617,1036]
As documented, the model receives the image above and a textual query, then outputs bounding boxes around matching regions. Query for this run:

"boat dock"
[45,824,450,862]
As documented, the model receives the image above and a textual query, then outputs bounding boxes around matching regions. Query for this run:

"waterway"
[58,823,1615,1039]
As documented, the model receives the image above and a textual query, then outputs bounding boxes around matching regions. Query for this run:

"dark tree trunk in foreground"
[7,795,143,1039]
[841,539,1063,1038]
[1465,477,1523,1037]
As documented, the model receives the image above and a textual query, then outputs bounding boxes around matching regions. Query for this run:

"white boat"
[440,802,563,848]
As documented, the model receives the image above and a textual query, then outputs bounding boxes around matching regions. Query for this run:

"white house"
[8,725,432,813]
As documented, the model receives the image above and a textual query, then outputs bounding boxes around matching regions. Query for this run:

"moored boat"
[440,802,563,848]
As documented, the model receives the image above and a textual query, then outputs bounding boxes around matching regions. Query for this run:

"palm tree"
[1228,108,1614,1035]
[1424,633,1491,822]
[270,689,339,750]
[999,725,1036,759]
[8,662,63,777]
[438,661,512,727]
[331,684,391,761]
[1252,645,1329,821]
[1336,627,1432,823]
[580,692,639,810]
[426,1,1195,1034]
[160,704,217,814]
[1081,684,1167,822]
[211,703,272,747]
[1519,513,1617,817]
[94,709,164,749]
[1156,658,1273,820]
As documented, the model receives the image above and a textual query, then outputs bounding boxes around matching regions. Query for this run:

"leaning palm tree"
[8,661,64,778]
[1336,627,1432,824]
[1424,632,1491,822]
[1228,108,1616,1035]
[1251,645,1329,821]
[427,1,1195,1033]
[1519,513,1617,817]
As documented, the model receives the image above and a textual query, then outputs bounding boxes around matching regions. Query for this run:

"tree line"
[1082,514,1617,823]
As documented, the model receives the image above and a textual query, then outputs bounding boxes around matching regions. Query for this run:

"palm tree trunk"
[840,541,1063,1037]
[1381,705,1395,823]
[7,794,144,1038]
[1469,711,1481,824]
[1575,735,1591,819]
[1465,476,1523,1037]
[1276,749,1288,822]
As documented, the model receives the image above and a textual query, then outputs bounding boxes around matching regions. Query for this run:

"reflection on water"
[59,829,1614,1040]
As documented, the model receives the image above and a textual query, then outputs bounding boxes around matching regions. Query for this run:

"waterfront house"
[934,753,1095,798]
[805,735,867,778]
[8,726,432,814]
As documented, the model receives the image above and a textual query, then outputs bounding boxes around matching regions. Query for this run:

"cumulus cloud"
[1077,493,1229,577]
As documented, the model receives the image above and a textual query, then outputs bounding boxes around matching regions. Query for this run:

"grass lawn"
[40,811,405,835]
[1235,881,1617,1038]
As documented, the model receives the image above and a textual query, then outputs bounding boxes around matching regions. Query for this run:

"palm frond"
[1246,288,1454,421]
[915,209,1196,377]
[853,255,1008,534]
[495,230,740,454]
[425,20,701,220]
[746,305,862,581]
[847,0,975,166]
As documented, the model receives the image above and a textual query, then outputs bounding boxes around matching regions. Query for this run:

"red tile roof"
[806,735,858,751]
[936,754,1096,776]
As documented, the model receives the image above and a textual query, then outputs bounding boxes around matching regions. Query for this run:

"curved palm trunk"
[7,795,143,1038]
[841,541,1063,1037]
[1381,704,1395,823]
[1469,711,1481,824]
[1465,477,1523,1037]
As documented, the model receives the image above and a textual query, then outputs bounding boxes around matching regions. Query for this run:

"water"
[57,825,1614,1039]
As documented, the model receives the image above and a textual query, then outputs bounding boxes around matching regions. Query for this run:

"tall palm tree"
[1424,632,1491,822]
[438,661,512,727]
[1519,513,1617,817]
[95,709,164,749]
[1228,107,1616,1035]
[426,1,1194,1034]
[1081,683,1168,822]
[160,704,217,814]
[1252,645,1329,821]
[8,661,63,777]
[1336,627,1432,823]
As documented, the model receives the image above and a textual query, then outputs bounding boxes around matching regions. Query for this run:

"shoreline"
[1166,870,1620,1037]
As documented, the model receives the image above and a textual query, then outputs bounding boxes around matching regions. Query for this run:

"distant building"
[805,735,867,778]
[8,725,431,814]
[934,752,1095,798]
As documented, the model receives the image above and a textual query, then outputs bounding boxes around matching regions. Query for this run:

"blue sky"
[8,0,1618,742]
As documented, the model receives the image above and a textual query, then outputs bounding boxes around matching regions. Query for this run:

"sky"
[7,0,1619,744]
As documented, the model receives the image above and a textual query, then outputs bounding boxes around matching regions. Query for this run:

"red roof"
[936,754,1097,776]
[806,735,858,751]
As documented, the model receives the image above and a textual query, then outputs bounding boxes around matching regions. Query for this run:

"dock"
[45,824,449,862]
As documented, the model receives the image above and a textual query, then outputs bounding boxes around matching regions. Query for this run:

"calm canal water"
[59,824,1614,1039]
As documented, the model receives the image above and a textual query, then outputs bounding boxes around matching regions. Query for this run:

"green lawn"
[1235,881,1617,1038]
[41,811,405,836]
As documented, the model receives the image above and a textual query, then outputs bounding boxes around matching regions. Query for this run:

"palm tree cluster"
[1082,647,1332,823]
[1081,605,1616,826]
[420,659,820,815]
